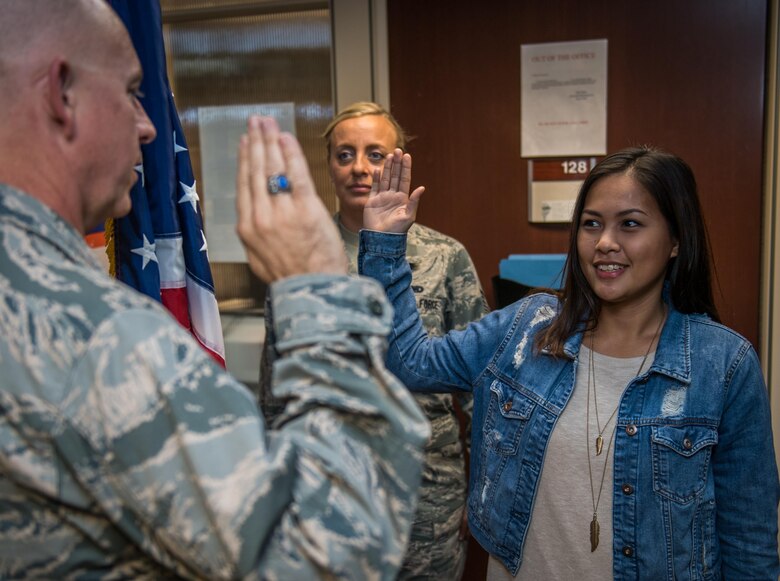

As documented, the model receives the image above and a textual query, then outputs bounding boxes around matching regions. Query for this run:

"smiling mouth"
[597,264,624,272]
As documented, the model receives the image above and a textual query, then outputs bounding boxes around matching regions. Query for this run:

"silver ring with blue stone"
[267,173,292,194]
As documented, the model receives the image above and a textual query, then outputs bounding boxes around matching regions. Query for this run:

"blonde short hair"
[323,101,407,156]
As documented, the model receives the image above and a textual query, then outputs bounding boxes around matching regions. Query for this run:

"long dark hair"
[537,146,719,355]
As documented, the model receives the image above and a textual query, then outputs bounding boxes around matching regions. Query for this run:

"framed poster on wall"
[521,39,608,157]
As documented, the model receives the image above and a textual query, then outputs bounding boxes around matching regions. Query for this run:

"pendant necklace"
[585,308,665,552]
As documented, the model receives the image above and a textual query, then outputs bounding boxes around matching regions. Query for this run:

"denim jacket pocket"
[472,380,537,533]
[484,380,535,455]
[651,424,718,503]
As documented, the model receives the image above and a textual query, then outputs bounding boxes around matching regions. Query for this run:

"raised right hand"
[235,116,348,282]
[363,148,425,233]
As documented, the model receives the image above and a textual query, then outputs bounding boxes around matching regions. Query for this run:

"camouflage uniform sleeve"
[445,242,489,456]
[444,242,489,333]
[65,274,429,580]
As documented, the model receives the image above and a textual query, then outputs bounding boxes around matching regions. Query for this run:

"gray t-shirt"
[487,345,654,580]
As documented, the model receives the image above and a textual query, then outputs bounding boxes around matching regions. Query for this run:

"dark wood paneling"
[388,0,767,353]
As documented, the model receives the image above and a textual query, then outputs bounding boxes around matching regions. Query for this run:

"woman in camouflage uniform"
[261,103,487,579]
[326,102,488,580]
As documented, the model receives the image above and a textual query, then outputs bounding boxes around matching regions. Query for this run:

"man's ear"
[46,58,76,140]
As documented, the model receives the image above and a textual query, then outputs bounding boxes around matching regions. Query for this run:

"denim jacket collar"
[652,304,692,384]
[557,300,692,385]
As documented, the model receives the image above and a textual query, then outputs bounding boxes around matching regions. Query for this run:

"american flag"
[108,0,225,366]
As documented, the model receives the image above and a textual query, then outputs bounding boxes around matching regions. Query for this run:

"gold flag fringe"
[105,218,116,277]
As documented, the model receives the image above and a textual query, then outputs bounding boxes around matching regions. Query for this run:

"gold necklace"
[585,309,665,552]
[591,345,619,456]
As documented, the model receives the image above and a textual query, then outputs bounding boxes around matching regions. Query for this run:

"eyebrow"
[582,208,649,217]
[333,142,389,150]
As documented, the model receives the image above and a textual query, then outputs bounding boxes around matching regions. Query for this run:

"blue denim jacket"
[360,230,780,580]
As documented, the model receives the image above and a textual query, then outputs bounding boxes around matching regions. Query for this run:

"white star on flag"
[178,180,199,211]
[200,230,208,252]
[134,163,145,187]
[173,131,188,154]
[130,234,159,269]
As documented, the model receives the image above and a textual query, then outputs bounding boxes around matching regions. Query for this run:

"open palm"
[363,148,425,233]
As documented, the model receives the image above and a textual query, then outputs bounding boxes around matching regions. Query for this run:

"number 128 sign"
[528,157,599,223]
[560,159,591,175]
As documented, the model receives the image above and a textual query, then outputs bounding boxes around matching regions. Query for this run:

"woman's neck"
[588,300,667,358]
[338,209,363,233]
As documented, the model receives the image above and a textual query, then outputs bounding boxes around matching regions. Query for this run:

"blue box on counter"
[498,254,567,289]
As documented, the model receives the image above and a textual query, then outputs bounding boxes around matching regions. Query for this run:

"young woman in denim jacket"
[358,147,779,579]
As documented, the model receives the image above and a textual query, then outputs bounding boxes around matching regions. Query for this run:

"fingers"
[235,133,250,238]
[236,117,271,245]
[279,132,314,199]
[235,116,279,273]
[235,115,349,281]
[247,116,271,221]
[406,186,425,218]
[379,149,406,192]
[388,148,403,191]
[398,152,413,194]
[379,152,393,192]
[261,116,286,177]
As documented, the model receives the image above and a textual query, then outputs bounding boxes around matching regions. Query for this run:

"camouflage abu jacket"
[260,217,486,551]
[0,184,429,580]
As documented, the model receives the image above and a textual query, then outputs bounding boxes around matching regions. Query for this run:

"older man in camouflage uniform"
[0,1,429,578]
